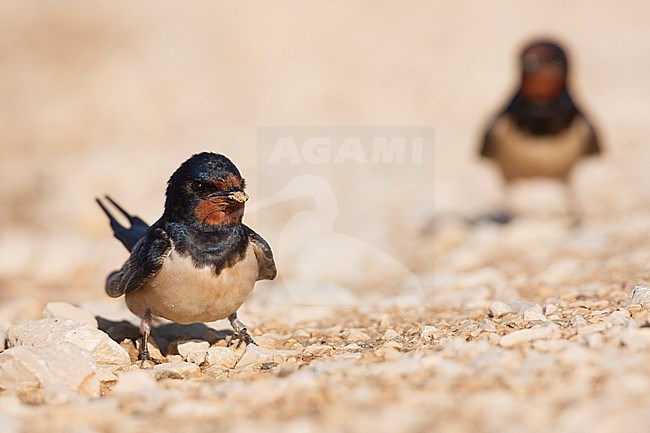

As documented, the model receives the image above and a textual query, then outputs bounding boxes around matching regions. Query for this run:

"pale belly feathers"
[491,115,592,181]
[125,244,259,323]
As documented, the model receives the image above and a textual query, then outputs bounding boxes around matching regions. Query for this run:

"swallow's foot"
[489,210,514,225]
[139,355,162,367]
[139,344,162,365]
[235,330,257,348]
[228,312,257,347]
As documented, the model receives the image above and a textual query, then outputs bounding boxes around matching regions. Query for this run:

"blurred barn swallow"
[480,40,601,224]
[97,152,276,361]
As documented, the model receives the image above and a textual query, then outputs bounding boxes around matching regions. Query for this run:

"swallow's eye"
[191,180,210,192]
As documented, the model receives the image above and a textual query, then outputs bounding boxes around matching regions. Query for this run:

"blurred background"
[0,1,649,314]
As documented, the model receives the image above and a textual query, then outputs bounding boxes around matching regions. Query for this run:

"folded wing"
[105,227,172,297]
[244,225,277,281]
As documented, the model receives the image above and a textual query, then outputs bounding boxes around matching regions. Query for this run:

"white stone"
[508,301,540,314]
[383,329,401,340]
[42,302,97,327]
[205,347,240,369]
[186,351,207,365]
[532,339,568,352]
[0,343,99,400]
[347,329,371,342]
[625,285,650,306]
[620,328,650,350]
[607,310,632,327]
[112,370,159,394]
[237,345,299,369]
[570,316,588,327]
[6,318,130,365]
[543,304,559,315]
[420,325,442,340]
[171,339,210,365]
[95,367,119,384]
[293,329,311,339]
[343,343,362,351]
[479,318,497,332]
[303,344,334,356]
[489,302,513,318]
[523,309,547,322]
[499,324,560,348]
[152,361,200,379]
[585,333,604,348]
[577,322,607,335]
[174,339,210,358]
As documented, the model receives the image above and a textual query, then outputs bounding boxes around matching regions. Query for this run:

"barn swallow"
[97,152,277,362]
[480,39,601,224]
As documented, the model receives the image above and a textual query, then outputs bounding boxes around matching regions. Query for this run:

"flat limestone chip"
[112,370,159,394]
[620,328,650,350]
[624,285,650,306]
[171,339,210,358]
[205,347,240,369]
[499,324,560,348]
[237,345,299,369]
[523,309,547,322]
[347,329,372,342]
[6,318,130,365]
[151,361,200,379]
[489,302,513,318]
[0,343,99,400]
[42,302,97,327]
[302,344,334,356]
[420,326,442,340]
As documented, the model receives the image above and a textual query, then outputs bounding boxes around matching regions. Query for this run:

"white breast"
[125,244,259,324]
[491,116,592,181]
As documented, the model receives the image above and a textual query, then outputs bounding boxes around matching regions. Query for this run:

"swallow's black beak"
[208,188,249,203]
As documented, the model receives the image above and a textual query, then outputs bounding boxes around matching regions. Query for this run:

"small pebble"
[489,302,513,318]
[347,329,371,342]
[570,316,587,327]
[303,344,334,355]
[499,324,560,348]
[625,285,650,306]
[420,325,442,340]
[543,304,559,315]
[383,329,401,340]
[523,309,547,322]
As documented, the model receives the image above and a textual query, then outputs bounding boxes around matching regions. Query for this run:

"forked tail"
[96,195,149,252]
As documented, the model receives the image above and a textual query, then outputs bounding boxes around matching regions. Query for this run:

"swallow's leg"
[564,183,582,227]
[228,312,257,347]
[489,181,514,224]
[139,308,160,364]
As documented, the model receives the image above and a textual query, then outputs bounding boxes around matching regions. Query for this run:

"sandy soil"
[1,2,649,432]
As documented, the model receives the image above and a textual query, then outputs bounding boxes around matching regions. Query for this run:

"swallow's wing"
[105,227,172,297]
[578,113,601,156]
[480,116,500,158]
[244,225,277,281]
[96,195,149,252]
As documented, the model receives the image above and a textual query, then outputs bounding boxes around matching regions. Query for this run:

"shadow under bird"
[97,152,277,361]
[480,39,601,224]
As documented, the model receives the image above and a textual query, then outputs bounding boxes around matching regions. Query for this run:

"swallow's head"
[519,40,568,100]
[165,152,248,227]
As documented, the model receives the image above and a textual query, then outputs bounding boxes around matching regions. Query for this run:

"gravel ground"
[2,215,650,433]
